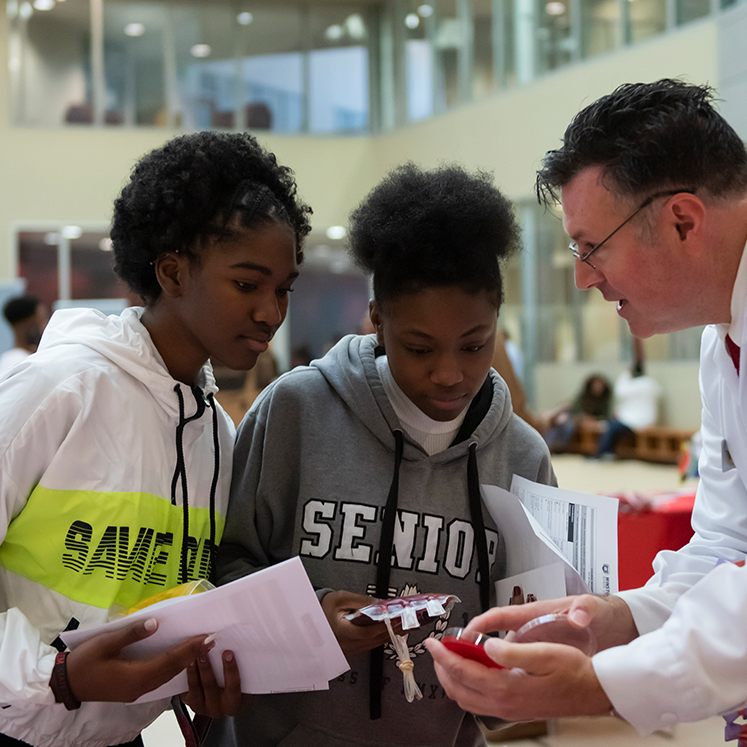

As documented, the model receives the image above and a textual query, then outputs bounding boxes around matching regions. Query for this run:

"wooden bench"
[568,421,695,464]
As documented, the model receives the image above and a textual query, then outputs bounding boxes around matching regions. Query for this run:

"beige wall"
[0,16,717,429]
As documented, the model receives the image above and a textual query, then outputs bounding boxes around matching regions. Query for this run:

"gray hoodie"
[211,334,555,747]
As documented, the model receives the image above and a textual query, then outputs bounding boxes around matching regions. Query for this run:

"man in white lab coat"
[426,79,747,737]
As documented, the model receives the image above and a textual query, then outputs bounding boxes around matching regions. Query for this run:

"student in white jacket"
[426,79,747,736]
[0,131,311,747]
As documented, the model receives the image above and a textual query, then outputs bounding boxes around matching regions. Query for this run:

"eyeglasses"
[569,189,696,269]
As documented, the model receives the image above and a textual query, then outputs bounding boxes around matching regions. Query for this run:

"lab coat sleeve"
[618,328,747,635]
[593,561,747,734]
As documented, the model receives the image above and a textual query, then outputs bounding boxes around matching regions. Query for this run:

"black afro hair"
[348,163,520,308]
[111,131,312,304]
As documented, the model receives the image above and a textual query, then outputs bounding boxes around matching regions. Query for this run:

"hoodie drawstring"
[368,435,492,721]
[468,442,491,614]
[172,384,220,584]
[369,429,404,721]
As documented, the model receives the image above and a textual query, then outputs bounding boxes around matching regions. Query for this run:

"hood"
[37,306,218,415]
[37,306,223,584]
[312,334,515,460]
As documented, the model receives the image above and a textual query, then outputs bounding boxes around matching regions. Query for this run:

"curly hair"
[111,131,312,303]
[348,163,520,308]
[536,79,747,207]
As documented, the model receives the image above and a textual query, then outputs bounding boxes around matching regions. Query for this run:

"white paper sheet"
[61,556,349,701]
[510,474,619,596]
[481,484,591,597]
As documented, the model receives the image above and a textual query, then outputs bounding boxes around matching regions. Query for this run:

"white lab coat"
[592,246,747,734]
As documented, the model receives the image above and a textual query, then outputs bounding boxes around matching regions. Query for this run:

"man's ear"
[669,193,705,245]
[369,300,385,347]
[153,253,186,299]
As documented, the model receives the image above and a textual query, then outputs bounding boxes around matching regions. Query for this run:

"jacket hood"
[37,307,218,414]
[311,333,515,461]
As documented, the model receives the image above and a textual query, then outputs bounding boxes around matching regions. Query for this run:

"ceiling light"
[44,232,60,245]
[545,2,567,14]
[418,4,434,17]
[61,225,82,239]
[33,0,54,10]
[237,11,253,25]
[326,226,346,240]
[19,2,33,19]
[99,238,113,252]
[190,44,211,58]
[124,22,145,36]
[405,13,420,28]
[345,13,365,39]
[324,24,344,41]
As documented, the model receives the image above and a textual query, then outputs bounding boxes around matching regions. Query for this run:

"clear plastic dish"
[508,612,596,655]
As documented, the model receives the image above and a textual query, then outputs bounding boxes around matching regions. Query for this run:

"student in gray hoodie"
[209,163,555,747]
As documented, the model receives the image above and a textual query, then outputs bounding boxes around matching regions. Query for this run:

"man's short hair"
[536,79,747,206]
[3,295,39,326]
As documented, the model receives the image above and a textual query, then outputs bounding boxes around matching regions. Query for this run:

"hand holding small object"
[321,590,401,655]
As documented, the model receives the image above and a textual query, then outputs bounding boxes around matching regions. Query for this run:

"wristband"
[50,652,81,710]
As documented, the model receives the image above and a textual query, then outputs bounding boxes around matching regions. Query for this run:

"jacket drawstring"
[369,429,404,721]
[206,392,220,582]
[172,384,219,584]
[467,442,491,614]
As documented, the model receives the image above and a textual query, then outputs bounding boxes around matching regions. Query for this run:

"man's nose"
[574,258,603,290]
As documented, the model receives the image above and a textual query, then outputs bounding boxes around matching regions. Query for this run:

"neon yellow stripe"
[0,486,225,609]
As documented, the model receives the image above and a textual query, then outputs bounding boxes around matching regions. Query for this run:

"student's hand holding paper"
[466,594,639,652]
[425,635,611,720]
[182,647,244,717]
[322,591,401,655]
[65,618,216,704]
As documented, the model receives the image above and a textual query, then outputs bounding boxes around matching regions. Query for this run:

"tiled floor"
[145,455,713,747]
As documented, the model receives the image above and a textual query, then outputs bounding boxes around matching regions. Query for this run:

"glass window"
[405,1,436,122]
[172,4,239,131]
[17,232,59,308]
[434,0,461,110]
[308,5,370,133]
[626,0,667,43]
[536,0,573,74]
[677,0,711,24]
[582,0,620,58]
[7,0,92,126]
[104,3,166,126]
[236,6,304,133]
[472,0,495,96]
[17,229,129,311]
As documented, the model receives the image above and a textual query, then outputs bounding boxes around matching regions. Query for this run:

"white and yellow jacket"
[0,307,234,747]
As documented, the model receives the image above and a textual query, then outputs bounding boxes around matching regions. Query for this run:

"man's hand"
[466,594,639,652]
[321,590,401,655]
[65,618,217,704]
[425,635,612,721]
[181,649,243,717]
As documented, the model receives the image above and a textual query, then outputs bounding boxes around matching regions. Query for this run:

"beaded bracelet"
[50,651,81,711]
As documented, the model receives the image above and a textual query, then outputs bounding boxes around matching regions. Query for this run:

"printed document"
[482,475,618,603]
[61,556,349,701]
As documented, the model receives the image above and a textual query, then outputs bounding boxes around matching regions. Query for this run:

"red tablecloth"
[617,492,696,591]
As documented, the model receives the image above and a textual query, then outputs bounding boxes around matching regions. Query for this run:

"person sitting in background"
[542,373,612,453]
[596,337,661,457]
[0,295,48,376]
